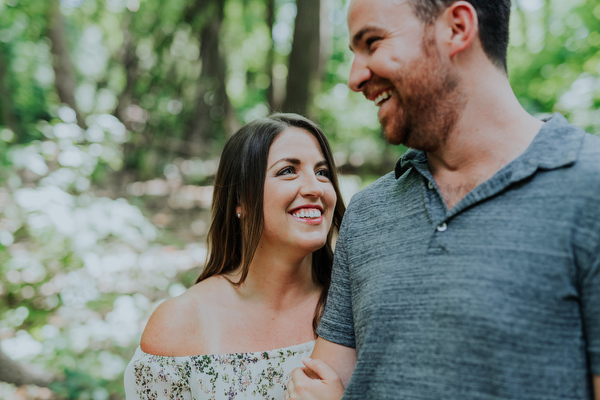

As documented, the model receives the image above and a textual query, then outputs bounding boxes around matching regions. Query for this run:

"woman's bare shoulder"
[140,276,226,356]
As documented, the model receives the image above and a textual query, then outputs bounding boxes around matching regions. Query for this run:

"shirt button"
[436,223,447,232]
[427,181,434,189]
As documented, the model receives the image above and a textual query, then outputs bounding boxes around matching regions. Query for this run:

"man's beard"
[381,27,466,152]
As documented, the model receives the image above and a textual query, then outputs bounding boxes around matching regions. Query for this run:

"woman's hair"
[196,113,346,334]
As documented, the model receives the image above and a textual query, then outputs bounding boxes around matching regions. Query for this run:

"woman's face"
[260,127,337,254]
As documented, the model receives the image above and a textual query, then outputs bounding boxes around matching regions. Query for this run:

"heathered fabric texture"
[317,114,600,399]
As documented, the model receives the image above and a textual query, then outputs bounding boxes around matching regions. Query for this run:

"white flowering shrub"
[0,108,205,399]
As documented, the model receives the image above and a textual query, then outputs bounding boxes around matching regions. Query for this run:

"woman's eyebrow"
[267,158,328,171]
[267,158,301,171]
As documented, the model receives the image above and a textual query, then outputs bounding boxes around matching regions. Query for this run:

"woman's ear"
[440,1,478,58]
[235,205,242,219]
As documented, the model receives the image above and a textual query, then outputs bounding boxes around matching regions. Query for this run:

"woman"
[124,113,345,399]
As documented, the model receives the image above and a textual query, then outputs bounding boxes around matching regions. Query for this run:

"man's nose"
[348,54,372,92]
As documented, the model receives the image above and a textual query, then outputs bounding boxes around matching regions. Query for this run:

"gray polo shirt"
[318,114,600,399]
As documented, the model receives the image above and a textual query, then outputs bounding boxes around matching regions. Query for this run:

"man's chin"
[383,132,403,145]
[379,106,409,145]
[380,119,405,146]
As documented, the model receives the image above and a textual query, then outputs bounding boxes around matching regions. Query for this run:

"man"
[286,0,600,399]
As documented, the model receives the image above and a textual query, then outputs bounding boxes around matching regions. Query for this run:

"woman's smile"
[261,126,336,252]
[289,206,324,224]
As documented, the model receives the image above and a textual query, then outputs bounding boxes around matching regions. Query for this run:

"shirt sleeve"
[579,228,600,375]
[581,253,600,375]
[317,216,356,348]
[574,168,600,376]
[124,347,192,400]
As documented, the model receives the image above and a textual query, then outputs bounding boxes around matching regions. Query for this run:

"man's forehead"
[348,0,412,29]
[348,0,410,16]
[347,0,414,45]
[349,0,408,8]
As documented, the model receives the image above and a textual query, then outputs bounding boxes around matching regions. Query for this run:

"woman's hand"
[285,357,345,400]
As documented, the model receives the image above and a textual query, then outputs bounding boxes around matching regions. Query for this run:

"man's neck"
[426,67,544,210]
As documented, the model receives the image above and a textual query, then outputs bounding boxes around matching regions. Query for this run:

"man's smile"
[374,89,393,106]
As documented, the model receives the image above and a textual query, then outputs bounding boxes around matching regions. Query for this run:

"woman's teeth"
[292,209,322,219]
[374,90,392,106]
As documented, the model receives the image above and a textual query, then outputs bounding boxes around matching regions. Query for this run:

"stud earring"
[237,213,241,218]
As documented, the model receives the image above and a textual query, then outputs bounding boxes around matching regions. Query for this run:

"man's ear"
[441,1,478,58]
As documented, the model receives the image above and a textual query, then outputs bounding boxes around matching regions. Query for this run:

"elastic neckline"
[136,340,316,360]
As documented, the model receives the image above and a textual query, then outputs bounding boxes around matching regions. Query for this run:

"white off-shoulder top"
[124,341,315,400]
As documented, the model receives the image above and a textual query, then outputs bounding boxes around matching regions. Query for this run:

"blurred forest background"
[0,0,599,398]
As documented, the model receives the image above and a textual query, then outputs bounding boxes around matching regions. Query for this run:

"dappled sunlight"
[0,0,599,397]
[0,107,208,397]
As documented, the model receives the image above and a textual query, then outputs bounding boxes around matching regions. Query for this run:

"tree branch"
[0,348,55,388]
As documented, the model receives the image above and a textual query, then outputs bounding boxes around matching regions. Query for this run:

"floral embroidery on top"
[124,341,316,400]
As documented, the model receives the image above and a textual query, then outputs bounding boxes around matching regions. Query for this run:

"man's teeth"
[292,209,322,219]
[374,90,392,106]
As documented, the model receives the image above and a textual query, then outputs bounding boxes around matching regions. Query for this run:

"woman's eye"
[277,166,295,176]
[316,169,331,178]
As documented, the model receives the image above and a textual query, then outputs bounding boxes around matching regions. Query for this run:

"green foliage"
[50,370,109,400]
[0,0,599,398]
[0,108,204,398]
[509,0,600,133]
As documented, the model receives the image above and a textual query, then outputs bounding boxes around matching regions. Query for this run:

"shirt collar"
[394,113,585,180]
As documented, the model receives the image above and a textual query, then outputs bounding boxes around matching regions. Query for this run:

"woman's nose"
[300,174,325,197]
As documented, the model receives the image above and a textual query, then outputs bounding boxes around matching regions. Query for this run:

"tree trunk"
[114,13,138,127]
[266,0,276,109]
[47,0,86,128]
[186,0,231,154]
[319,0,333,79]
[0,44,19,133]
[282,0,320,116]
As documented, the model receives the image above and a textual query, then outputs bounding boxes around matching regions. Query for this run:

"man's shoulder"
[339,169,420,232]
[546,113,600,152]
[537,118,600,213]
[538,114,600,177]
[577,131,600,168]
[569,133,600,204]
[563,127,600,183]
[348,171,398,205]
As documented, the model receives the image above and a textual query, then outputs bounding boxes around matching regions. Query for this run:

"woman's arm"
[286,337,356,400]
[309,337,357,386]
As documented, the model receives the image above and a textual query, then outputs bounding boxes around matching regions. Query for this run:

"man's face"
[347,0,464,151]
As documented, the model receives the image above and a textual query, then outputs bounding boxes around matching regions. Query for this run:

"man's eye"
[277,166,295,176]
[366,37,380,48]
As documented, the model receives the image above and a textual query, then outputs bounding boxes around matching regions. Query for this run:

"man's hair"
[409,0,511,71]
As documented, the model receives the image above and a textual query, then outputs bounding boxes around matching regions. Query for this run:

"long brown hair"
[196,113,345,334]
